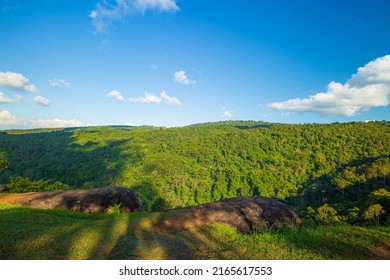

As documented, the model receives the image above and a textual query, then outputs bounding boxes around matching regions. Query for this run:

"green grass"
[0,204,389,260]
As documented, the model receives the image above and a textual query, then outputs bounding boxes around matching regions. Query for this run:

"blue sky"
[1,0,390,128]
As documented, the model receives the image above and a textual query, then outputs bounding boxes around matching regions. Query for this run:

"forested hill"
[0,121,389,224]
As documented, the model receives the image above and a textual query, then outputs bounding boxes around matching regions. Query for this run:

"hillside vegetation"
[0,121,389,225]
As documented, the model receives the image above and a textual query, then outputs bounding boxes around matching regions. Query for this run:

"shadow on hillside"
[234,124,274,130]
[287,155,390,213]
[0,130,144,188]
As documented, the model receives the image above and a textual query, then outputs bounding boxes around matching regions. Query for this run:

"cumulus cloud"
[107,89,125,101]
[0,92,13,103]
[129,91,181,105]
[0,92,25,103]
[222,111,233,117]
[0,71,37,92]
[161,91,181,105]
[29,118,88,128]
[129,92,161,104]
[267,55,390,116]
[0,110,89,128]
[90,0,179,33]
[49,78,72,88]
[0,111,19,125]
[173,70,196,85]
[220,106,233,118]
[34,96,50,107]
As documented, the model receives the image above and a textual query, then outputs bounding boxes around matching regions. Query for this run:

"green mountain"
[0,121,389,224]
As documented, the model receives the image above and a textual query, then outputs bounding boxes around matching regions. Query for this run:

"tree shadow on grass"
[0,205,132,260]
[107,211,390,260]
[1,204,388,260]
[107,212,200,260]
[278,226,390,260]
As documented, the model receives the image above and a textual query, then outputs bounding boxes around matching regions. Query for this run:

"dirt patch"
[369,241,390,259]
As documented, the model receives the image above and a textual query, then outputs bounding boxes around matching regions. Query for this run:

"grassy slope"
[1,204,389,260]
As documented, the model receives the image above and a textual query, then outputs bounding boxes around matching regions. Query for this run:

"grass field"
[0,204,389,260]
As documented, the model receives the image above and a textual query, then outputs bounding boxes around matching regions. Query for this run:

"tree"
[369,188,390,210]
[333,176,350,195]
[0,151,8,171]
[315,204,340,224]
[0,159,8,171]
[364,204,386,225]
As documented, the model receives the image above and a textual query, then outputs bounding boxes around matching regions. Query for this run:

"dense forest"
[0,121,389,225]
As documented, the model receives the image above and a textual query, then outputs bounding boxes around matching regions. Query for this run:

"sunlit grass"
[1,204,389,260]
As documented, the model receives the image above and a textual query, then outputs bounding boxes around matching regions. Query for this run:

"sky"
[0,0,390,128]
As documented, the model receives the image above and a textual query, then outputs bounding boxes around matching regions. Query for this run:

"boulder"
[0,187,144,213]
[0,184,9,193]
[157,196,301,233]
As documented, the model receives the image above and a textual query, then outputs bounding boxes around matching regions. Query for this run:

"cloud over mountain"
[268,55,390,116]
[0,110,89,128]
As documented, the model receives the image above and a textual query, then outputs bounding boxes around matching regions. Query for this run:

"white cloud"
[123,121,135,126]
[0,93,25,103]
[173,70,196,85]
[220,106,233,117]
[0,92,13,103]
[0,111,19,125]
[29,118,88,128]
[107,90,125,101]
[0,71,37,92]
[134,0,180,13]
[161,91,181,105]
[34,96,50,107]
[129,92,161,104]
[90,0,179,33]
[349,55,390,86]
[222,111,233,117]
[49,78,72,88]
[0,110,89,128]
[129,91,181,105]
[267,54,390,116]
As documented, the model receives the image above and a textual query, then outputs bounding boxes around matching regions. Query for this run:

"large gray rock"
[0,187,144,213]
[157,196,301,233]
